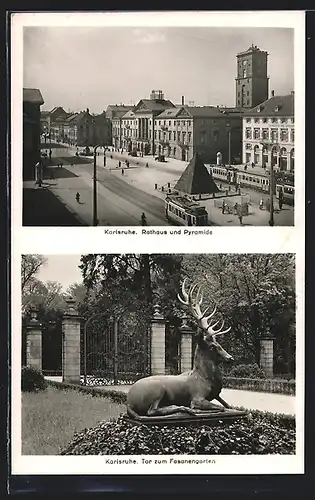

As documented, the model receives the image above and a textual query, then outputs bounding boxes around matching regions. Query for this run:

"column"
[180,316,193,373]
[260,336,275,378]
[287,151,291,172]
[62,298,81,384]
[151,305,166,375]
[26,309,42,372]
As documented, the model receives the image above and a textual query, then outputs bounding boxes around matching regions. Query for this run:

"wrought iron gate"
[82,308,151,386]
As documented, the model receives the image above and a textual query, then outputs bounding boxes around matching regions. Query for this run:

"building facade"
[43,108,112,147]
[235,45,269,109]
[242,93,294,172]
[154,106,242,164]
[23,88,44,180]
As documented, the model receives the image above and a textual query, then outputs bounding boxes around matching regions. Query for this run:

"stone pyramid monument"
[174,153,219,195]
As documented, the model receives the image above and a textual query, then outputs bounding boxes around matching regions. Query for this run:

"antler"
[178,279,231,338]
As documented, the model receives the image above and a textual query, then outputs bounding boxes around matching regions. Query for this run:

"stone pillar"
[26,309,42,372]
[62,298,81,384]
[151,305,166,375]
[180,316,193,373]
[260,336,275,378]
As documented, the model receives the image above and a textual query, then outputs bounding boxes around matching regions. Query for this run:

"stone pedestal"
[26,309,42,372]
[151,305,166,375]
[260,337,275,378]
[62,298,81,384]
[180,317,193,373]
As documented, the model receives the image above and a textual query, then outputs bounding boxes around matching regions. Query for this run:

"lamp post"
[260,140,277,227]
[93,144,104,226]
[226,122,231,165]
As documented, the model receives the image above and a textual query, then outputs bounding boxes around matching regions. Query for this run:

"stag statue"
[127,279,234,420]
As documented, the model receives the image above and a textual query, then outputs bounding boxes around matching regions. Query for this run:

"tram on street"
[165,194,209,226]
[275,182,295,205]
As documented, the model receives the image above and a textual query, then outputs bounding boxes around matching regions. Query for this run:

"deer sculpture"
[127,279,234,420]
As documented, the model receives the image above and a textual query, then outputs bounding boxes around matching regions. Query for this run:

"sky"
[37,255,83,290]
[23,26,294,113]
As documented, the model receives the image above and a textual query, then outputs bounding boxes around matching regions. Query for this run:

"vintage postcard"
[10,10,305,481]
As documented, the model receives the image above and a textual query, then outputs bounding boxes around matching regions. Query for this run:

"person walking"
[278,188,284,210]
[76,192,80,203]
[222,200,226,214]
[141,212,147,226]
[121,168,124,175]
[118,160,121,168]
[259,198,264,210]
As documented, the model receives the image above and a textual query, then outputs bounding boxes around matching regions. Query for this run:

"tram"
[210,165,295,203]
[275,182,295,205]
[165,194,209,226]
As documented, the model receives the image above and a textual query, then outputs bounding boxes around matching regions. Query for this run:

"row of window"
[244,144,294,156]
[245,128,295,142]
[120,119,193,127]
[245,117,294,124]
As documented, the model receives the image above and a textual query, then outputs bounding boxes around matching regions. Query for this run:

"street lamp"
[226,122,231,165]
[93,144,105,226]
[260,140,278,227]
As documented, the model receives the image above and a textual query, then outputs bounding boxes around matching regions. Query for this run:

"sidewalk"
[45,377,295,415]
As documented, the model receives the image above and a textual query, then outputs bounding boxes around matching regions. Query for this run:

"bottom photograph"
[20,253,296,456]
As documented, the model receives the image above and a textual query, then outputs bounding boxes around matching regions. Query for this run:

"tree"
[182,254,295,372]
[21,254,47,292]
[79,254,183,318]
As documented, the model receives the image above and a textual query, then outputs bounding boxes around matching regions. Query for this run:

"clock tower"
[235,45,269,108]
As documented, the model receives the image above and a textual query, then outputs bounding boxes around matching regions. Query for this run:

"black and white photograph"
[17,14,302,227]
[17,253,299,469]
[9,11,305,483]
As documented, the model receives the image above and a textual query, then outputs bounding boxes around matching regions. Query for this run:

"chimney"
[181,96,185,106]
[271,90,275,97]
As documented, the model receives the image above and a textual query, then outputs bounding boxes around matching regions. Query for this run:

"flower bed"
[61,411,295,456]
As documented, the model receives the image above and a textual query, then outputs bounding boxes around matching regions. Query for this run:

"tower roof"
[174,153,219,195]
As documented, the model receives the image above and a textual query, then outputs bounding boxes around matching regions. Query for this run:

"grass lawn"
[22,386,125,455]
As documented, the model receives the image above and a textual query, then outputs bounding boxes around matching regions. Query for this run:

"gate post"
[180,315,193,373]
[62,298,81,384]
[151,305,166,375]
[26,309,42,372]
[260,335,275,378]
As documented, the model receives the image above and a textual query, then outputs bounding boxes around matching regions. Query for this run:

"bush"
[61,410,295,456]
[21,366,47,393]
[228,363,266,379]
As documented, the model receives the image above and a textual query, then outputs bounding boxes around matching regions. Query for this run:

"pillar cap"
[27,308,42,328]
[63,297,81,318]
[153,303,164,321]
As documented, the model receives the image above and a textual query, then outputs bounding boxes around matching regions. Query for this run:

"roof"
[121,109,136,119]
[106,105,133,111]
[243,94,294,117]
[237,45,268,57]
[174,153,220,195]
[134,99,175,113]
[155,107,184,119]
[23,88,44,105]
[184,106,243,118]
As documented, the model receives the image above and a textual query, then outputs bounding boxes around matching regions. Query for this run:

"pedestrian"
[60,162,63,169]
[259,198,264,210]
[76,192,80,203]
[278,188,284,210]
[145,162,149,168]
[118,161,121,168]
[50,171,55,180]
[222,200,226,214]
[238,213,243,225]
[141,212,147,226]
[121,168,124,175]
[234,202,239,215]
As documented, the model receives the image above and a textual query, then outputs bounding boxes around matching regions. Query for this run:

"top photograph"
[21,24,296,227]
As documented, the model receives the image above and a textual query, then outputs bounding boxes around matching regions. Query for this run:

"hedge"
[223,376,295,395]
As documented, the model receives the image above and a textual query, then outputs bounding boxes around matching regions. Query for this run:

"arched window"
[279,147,287,171]
[254,145,260,164]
